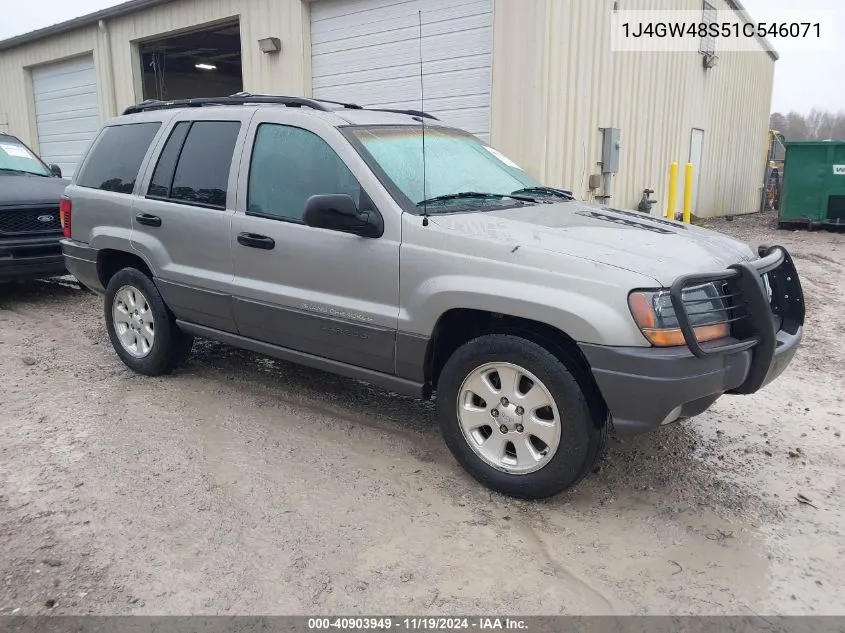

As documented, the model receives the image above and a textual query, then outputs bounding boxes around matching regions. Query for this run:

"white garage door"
[31,55,101,179]
[311,0,493,141]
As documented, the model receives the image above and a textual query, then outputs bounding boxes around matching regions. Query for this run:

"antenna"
[418,9,429,227]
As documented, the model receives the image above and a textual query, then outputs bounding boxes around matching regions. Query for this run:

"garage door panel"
[36,118,101,137]
[311,0,492,45]
[33,82,99,105]
[31,55,100,178]
[38,137,95,155]
[313,54,491,90]
[35,93,99,116]
[35,107,100,125]
[360,93,491,113]
[312,14,491,56]
[312,0,429,27]
[33,68,98,91]
[317,69,492,106]
[33,55,94,81]
[313,29,491,77]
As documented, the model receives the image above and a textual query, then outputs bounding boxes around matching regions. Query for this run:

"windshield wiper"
[511,186,574,200]
[417,191,536,206]
[0,167,49,177]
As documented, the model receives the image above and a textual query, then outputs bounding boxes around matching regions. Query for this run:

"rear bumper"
[0,236,66,280]
[60,239,103,293]
[580,326,802,435]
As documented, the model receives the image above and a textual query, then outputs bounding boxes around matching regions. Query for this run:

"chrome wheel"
[112,285,155,358]
[456,362,561,474]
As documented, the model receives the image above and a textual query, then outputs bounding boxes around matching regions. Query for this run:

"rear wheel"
[104,268,193,375]
[437,334,605,499]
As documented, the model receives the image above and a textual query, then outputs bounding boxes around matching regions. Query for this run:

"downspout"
[98,19,118,117]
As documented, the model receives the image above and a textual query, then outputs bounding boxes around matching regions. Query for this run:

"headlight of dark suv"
[628,282,730,347]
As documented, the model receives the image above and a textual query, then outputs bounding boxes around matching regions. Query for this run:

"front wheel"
[437,334,605,499]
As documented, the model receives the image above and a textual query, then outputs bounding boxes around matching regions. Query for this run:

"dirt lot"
[1,214,842,616]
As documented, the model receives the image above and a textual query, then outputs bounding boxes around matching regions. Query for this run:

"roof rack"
[122,92,439,120]
[370,108,438,121]
[122,94,333,115]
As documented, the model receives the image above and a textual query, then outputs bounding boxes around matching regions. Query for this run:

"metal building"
[0,0,776,217]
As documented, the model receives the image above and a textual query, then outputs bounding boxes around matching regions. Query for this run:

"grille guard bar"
[669,245,805,394]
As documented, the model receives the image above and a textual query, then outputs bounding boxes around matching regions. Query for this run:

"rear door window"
[77,122,161,193]
[154,121,241,209]
[147,121,191,199]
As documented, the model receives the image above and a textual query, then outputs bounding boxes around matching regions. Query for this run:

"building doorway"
[138,19,243,101]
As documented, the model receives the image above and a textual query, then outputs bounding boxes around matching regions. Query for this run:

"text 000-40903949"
[307,618,530,631]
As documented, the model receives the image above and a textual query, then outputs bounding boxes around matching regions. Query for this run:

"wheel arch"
[424,308,608,427]
[97,249,153,288]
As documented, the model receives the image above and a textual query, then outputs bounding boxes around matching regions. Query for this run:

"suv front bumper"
[579,245,805,435]
[580,327,801,435]
[0,236,66,281]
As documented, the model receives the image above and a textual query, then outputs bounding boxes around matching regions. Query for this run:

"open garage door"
[31,55,101,179]
[311,0,493,141]
[139,20,243,102]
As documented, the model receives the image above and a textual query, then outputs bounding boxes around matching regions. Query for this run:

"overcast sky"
[0,0,841,114]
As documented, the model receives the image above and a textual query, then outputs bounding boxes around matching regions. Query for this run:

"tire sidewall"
[104,268,180,375]
[437,334,600,499]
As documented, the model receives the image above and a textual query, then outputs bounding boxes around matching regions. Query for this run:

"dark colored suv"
[0,133,69,281]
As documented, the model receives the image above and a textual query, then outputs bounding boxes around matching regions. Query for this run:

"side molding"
[176,321,427,399]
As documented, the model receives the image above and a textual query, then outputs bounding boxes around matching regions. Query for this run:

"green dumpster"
[780,141,845,228]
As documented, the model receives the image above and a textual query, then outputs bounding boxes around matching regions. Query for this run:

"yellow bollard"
[683,162,694,224]
[666,162,679,220]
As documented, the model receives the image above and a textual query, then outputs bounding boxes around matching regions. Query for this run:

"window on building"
[77,122,161,193]
[247,124,361,222]
[700,1,717,55]
[148,120,240,209]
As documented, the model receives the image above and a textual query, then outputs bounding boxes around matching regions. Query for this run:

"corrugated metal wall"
[490,0,775,218]
[0,0,773,217]
[0,0,309,153]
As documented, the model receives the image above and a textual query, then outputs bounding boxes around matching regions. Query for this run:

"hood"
[430,201,756,287]
[0,174,69,207]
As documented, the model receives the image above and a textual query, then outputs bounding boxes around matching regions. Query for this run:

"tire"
[104,267,193,376]
[437,334,606,499]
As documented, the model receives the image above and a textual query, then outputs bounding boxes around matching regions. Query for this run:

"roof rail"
[121,92,440,121]
[122,93,335,115]
[369,108,439,121]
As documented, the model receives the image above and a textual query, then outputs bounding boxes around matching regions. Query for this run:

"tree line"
[770,110,845,142]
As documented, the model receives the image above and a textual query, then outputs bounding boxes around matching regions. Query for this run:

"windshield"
[0,136,51,177]
[348,126,541,213]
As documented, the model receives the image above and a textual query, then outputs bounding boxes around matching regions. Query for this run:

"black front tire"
[104,268,193,376]
[436,334,606,499]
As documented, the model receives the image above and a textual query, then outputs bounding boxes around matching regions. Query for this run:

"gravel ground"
[0,213,842,616]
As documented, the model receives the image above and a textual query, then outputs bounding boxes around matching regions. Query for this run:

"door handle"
[237,232,275,250]
[136,213,162,227]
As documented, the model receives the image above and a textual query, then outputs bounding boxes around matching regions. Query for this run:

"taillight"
[59,196,72,238]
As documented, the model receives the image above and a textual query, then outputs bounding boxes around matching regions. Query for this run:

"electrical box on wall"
[601,127,621,173]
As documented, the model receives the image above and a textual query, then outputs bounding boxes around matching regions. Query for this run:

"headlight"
[628,283,730,347]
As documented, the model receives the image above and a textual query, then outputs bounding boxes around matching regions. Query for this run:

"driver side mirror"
[49,164,62,178]
[303,194,383,238]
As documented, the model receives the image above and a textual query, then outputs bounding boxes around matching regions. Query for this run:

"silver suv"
[60,94,805,498]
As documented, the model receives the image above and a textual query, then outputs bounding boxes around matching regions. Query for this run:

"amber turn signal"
[629,291,729,347]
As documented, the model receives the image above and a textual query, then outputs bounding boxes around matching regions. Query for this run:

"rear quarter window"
[76,122,161,193]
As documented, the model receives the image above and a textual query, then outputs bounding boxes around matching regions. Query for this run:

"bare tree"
[771,110,845,141]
